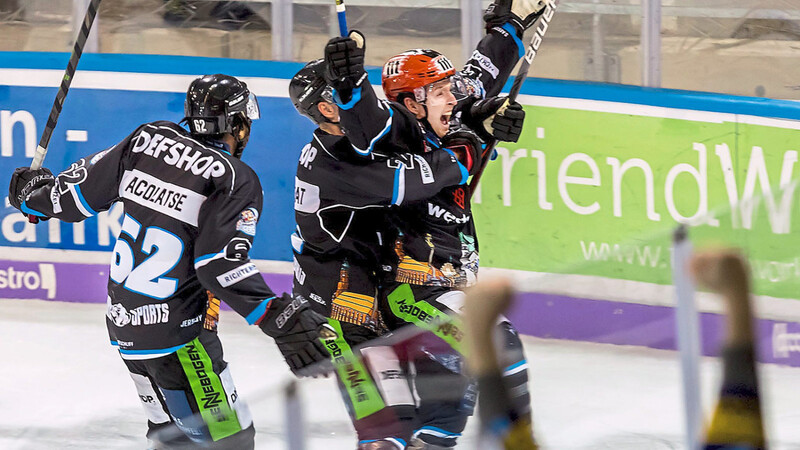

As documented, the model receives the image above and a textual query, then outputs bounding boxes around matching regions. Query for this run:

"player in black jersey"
[289,59,483,450]
[8,74,331,449]
[320,0,550,446]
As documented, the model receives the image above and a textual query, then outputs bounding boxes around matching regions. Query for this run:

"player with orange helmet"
[321,0,552,447]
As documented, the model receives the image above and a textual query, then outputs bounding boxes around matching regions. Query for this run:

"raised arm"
[464,0,553,95]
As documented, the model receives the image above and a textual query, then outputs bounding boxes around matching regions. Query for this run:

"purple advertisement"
[506,292,800,367]
[0,260,107,303]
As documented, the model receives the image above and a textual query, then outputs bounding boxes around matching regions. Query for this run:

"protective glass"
[424,78,459,108]
[423,74,486,107]
[245,92,261,120]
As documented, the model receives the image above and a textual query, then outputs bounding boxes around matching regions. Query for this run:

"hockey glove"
[8,167,54,214]
[484,0,552,35]
[463,96,526,143]
[323,30,367,104]
[442,127,485,176]
[259,293,334,377]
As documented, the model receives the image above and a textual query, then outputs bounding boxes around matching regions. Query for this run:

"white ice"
[1,299,799,450]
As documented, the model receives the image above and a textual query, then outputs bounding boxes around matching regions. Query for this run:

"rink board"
[2,53,800,366]
[1,257,799,368]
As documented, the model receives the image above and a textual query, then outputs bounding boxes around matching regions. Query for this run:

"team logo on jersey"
[469,50,500,79]
[236,208,259,236]
[225,237,252,261]
[107,302,170,327]
[453,187,466,209]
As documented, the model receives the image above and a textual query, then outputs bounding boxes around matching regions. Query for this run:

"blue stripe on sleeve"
[194,252,218,266]
[336,86,363,110]
[74,184,98,216]
[391,167,402,205]
[353,106,394,156]
[442,148,469,185]
[502,22,525,60]
[246,297,275,325]
[20,201,47,218]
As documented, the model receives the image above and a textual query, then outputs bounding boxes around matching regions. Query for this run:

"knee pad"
[340,345,415,443]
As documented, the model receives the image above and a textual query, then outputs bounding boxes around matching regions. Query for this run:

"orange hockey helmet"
[382,49,456,103]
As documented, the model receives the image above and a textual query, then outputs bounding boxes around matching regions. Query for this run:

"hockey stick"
[27,0,102,222]
[468,1,557,200]
[334,0,348,37]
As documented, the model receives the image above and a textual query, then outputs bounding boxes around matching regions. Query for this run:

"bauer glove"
[8,167,54,215]
[463,96,526,143]
[442,127,486,176]
[259,293,334,377]
[323,30,367,104]
[484,0,553,35]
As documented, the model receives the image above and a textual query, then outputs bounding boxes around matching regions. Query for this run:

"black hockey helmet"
[289,59,335,124]
[183,74,260,157]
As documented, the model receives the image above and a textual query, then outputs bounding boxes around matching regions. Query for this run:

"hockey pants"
[325,320,417,449]
[122,330,254,449]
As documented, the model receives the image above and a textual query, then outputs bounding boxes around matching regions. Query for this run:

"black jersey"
[23,121,277,359]
[292,128,467,327]
[335,25,524,287]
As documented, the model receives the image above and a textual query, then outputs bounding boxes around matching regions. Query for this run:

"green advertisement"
[473,101,800,300]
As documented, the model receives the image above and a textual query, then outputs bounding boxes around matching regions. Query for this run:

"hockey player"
[321,0,550,446]
[289,59,488,449]
[8,74,331,449]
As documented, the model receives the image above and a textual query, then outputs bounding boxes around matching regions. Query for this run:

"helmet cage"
[409,73,485,105]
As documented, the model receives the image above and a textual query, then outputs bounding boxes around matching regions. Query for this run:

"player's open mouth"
[441,113,451,127]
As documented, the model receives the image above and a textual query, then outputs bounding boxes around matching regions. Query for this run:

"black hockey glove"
[442,127,485,176]
[259,293,334,377]
[484,0,552,35]
[8,167,54,214]
[323,30,367,104]
[463,96,526,143]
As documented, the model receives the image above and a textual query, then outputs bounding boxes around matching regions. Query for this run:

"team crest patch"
[236,207,259,236]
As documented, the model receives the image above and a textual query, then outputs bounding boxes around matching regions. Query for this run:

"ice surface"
[2,299,799,449]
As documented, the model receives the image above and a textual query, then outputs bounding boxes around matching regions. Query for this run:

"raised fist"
[323,30,366,83]
[484,0,554,35]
